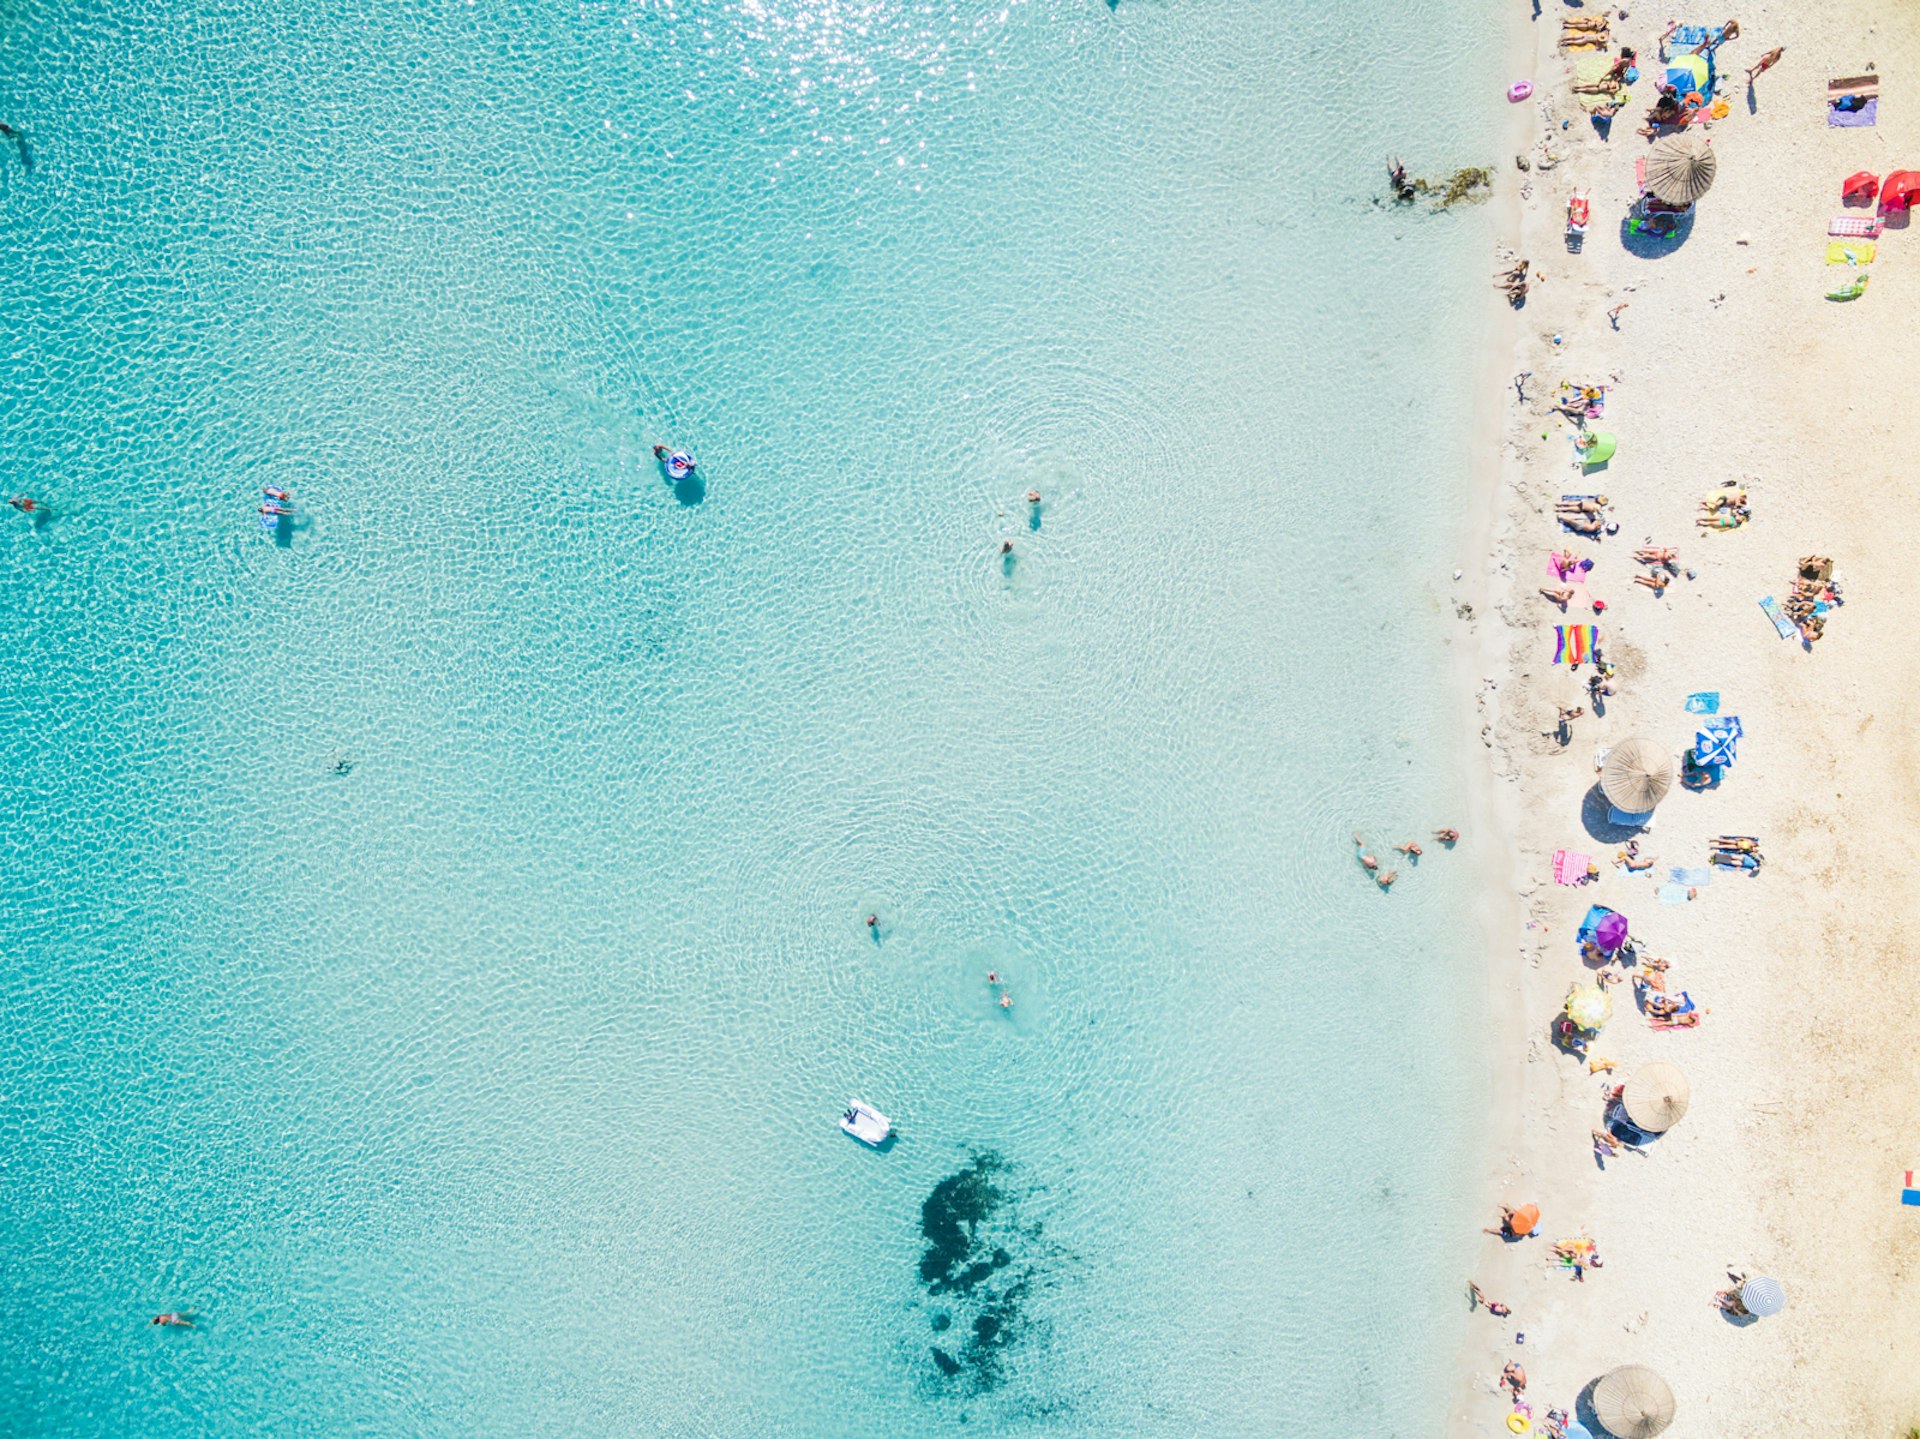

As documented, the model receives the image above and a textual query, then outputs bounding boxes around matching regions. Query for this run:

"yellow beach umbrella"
[1564,983,1614,1031]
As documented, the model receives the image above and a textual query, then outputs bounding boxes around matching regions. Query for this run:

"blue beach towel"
[1685,692,1720,715]
[1658,883,1695,904]
[1668,867,1715,887]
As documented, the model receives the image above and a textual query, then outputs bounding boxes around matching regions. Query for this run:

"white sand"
[1449,2,1920,1433]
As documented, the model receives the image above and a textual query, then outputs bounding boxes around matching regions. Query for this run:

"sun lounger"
[1830,216,1884,238]
[1758,596,1798,639]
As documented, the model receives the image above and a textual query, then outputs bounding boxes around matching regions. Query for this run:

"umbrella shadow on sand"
[1618,209,1696,258]
[1579,784,1646,844]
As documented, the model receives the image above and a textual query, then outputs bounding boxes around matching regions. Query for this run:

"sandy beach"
[1451,0,1920,1432]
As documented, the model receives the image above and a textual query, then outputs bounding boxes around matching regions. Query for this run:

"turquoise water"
[0,0,1503,1432]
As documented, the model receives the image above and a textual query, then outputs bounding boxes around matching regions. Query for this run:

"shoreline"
[1450,0,1920,1433]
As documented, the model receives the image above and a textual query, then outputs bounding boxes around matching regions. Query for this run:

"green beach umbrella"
[1582,431,1618,467]
[1593,1364,1677,1437]
[1644,133,1718,207]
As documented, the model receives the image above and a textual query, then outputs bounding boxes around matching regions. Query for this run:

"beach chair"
[1566,191,1590,252]
[1842,170,1880,204]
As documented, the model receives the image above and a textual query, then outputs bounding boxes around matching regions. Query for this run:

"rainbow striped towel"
[1554,625,1598,666]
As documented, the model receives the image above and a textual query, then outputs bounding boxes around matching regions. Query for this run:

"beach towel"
[1658,883,1695,904]
[1650,992,1700,1030]
[1826,240,1878,265]
[1666,23,1723,51]
[1830,216,1884,238]
[1759,595,1798,639]
[1572,53,1629,109]
[1904,1170,1920,1207]
[1668,867,1715,887]
[1554,624,1597,666]
[1553,849,1592,886]
[1827,275,1870,301]
[1830,97,1878,128]
[1684,692,1720,715]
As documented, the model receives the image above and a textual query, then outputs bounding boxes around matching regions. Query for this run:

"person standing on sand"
[1746,46,1783,83]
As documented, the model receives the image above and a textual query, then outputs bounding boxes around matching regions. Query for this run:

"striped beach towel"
[1830,215,1884,238]
[1553,849,1592,885]
[1554,624,1598,666]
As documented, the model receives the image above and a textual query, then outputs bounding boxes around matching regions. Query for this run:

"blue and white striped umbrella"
[1741,1275,1786,1316]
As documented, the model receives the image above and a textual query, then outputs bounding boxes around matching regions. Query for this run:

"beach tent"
[1593,1365,1677,1437]
[1843,170,1880,203]
[1622,1060,1691,1133]
[1600,738,1675,812]
[1644,133,1718,207]
[1880,170,1920,210]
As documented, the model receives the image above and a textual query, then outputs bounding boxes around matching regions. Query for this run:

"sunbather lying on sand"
[1615,847,1656,872]
[1634,546,1677,567]
[1712,836,1761,853]
[1700,487,1747,511]
[1634,572,1671,593]
[1557,497,1608,514]
[1468,1282,1512,1317]
[1592,1127,1621,1157]
[1541,586,1575,607]
[1562,513,1606,535]
[1696,507,1748,528]
[1563,15,1608,30]
[1646,994,1685,1018]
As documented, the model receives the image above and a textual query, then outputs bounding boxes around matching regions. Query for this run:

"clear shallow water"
[1,0,1501,1432]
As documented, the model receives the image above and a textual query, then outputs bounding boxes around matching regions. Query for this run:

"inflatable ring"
[1506,1414,1528,1435]
[1508,80,1534,102]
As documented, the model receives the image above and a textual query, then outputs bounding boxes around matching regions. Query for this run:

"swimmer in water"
[264,487,293,503]
[1434,828,1461,844]
[998,992,1013,1009]
[151,1313,193,1328]
[1000,539,1014,555]
[986,972,999,984]
[8,496,40,513]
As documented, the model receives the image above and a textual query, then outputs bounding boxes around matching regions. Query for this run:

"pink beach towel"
[1552,849,1592,885]
[1830,215,1884,238]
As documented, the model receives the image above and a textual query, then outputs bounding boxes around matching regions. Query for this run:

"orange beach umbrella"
[1509,1203,1541,1235]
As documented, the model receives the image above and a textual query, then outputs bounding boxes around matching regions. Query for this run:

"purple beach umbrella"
[1596,911,1631,951]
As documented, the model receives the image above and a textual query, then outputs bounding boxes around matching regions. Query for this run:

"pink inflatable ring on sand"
[1508,80,1534,102]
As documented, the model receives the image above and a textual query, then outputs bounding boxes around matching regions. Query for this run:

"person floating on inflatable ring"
[653,444,697,481]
